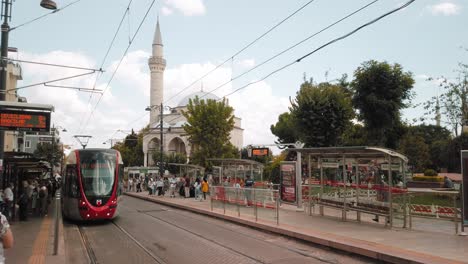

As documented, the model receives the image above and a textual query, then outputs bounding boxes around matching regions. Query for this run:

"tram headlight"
[86,214,90,218]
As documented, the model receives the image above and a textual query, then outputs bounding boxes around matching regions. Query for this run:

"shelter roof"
[167,163,204,170]
[207,158,264,167]
[288,146,408,162]
[4,151,50,169]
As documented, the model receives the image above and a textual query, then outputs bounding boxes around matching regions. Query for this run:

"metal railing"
[297,183,463,234]
[210,186,280,225]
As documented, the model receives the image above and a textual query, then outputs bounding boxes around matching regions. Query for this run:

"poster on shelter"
[280,162,296,204]
[461,151,468,227]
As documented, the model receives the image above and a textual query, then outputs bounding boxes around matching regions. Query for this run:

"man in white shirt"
[169,176,177,198]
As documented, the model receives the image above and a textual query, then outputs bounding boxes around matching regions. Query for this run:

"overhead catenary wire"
[10,0,82,31]
[79,0,134,129]
[163,0,317,105]
[160,0,415,128]
[81,0,157,132]
[197,0,379,99]
[222,0,416,99]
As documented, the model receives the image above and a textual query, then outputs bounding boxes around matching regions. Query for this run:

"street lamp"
[0,0,58,175]
[145,103,174,179]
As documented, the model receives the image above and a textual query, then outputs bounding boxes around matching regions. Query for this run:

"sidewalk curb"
[126,192,465,264]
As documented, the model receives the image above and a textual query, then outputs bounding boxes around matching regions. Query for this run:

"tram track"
[154,207,342,263]
[76,220,166,264]
[137,206,349,264]
[140,211,266,263]
[77,226,98,264]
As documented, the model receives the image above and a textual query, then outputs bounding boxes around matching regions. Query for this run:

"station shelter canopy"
[207,158,264,186]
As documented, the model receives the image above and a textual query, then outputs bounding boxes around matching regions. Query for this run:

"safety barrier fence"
[210,186,280,225]
[298,183,462,234]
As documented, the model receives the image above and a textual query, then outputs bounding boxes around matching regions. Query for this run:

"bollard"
[53,191,60,255]
[276,192,280,226]
[254,189,257,222]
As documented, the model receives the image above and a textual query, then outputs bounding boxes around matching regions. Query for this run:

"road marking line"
[28,217,52,264]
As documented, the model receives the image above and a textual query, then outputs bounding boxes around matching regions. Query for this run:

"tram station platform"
[4,197,66,264]
[126,191,468,264]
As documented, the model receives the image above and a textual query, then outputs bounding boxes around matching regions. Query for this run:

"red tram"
[62,149,124,221]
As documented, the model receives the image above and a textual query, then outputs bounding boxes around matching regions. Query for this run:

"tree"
[151,152,187,175]
[289,80,354,147]
[34,142,62,167]
[423,63,468,136]
[182,97,238,168]
[270,112,298,144]
[342,123,368,146]
[264,153,286,184]
[398,133,430,173]
[351,60,414,147]
[404,124,452,170]
[441,133,468,173]
[112,128,146,166]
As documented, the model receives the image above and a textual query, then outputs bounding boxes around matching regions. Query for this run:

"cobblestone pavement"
[65,196,374,264]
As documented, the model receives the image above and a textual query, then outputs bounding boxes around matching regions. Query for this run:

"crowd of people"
[0,177,59,223]
[126,174,210,201]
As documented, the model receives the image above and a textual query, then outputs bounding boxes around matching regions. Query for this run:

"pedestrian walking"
[136,178,141,193]
[39,184,48,216]
[156,178,164,196]
[184,175,190,198]
[194,178,201,201]
[18,188,29,221]
[128,178,133,192]
[244,175,255,207]
[169,175,177,198]
[0,211,14,264]
[201,178,209,201]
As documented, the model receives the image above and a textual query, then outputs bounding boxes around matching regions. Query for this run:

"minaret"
[148,17,166,125]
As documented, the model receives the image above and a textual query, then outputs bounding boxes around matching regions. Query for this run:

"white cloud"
[427,1,461,16]
[17,50,289,154]
[228,81,289,153]
[236,59,256,69]
[17,50,148,149]
[161,6,173,16]
[163,0,206,16]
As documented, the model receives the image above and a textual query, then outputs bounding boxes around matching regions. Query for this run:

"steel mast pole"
[0,0,11,174]
[160,103,163,179]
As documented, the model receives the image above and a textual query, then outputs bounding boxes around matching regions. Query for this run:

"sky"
[7,0,468,152]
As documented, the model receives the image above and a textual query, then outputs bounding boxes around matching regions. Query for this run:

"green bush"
[412,175,443,182]
[423,169,438,176]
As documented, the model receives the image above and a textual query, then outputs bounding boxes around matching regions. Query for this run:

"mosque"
[142,19,244,166]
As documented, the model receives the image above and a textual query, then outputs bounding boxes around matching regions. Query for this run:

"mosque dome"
[177,91,220,107]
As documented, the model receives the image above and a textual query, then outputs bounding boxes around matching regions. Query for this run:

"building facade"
[142,20,243,166]
[3,62,23,152]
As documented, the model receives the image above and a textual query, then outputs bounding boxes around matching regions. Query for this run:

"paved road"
[65,196,375,264]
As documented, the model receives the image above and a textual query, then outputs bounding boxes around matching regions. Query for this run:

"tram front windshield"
[80,151,116,197]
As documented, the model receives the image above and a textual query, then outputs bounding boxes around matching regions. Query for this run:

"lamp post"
[0,0,57,173]
[145,103,173,179]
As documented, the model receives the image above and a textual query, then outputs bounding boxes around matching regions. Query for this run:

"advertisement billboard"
[280,161,296,204]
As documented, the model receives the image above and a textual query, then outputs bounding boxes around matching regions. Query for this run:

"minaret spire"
[149,17,166,125]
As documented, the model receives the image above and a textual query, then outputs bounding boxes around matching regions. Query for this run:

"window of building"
[25,140,31,148]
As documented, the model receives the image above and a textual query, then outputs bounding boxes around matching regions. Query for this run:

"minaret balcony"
[148,57,167,67]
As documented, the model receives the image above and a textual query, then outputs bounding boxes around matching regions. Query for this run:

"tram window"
[66,165,80,198]
[117,165,124,196]
[80,151,116,197]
